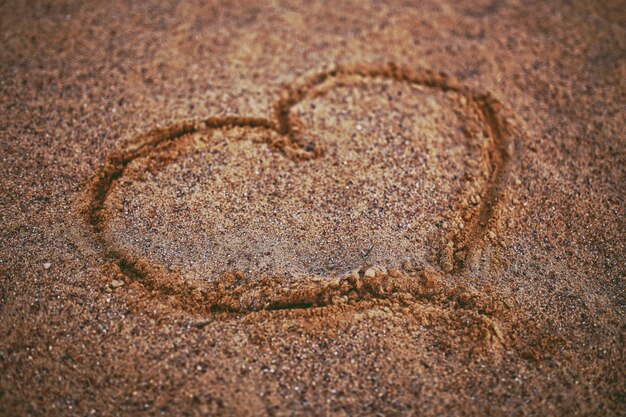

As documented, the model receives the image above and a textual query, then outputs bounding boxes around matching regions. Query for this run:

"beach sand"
[1,1,624,415]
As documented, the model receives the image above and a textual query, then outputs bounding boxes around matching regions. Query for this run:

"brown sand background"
[1,0,625,415]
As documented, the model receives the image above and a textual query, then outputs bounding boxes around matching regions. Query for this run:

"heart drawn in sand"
[85,63,516,315]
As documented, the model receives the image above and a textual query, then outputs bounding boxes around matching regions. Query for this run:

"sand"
[1,1,624,416]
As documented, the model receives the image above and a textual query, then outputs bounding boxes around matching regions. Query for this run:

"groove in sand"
[83,62,517,316]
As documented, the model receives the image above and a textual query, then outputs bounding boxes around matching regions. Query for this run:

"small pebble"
[492,322,504,342]
[388,269,402,278]
[422,267,440,288]
[332,295,348,304]
[43,263,51,270]
[402,260,413,272]
[364,268,376,278]
[111,279,125,288]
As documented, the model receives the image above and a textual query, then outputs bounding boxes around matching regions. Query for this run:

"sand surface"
[1,1,625,416]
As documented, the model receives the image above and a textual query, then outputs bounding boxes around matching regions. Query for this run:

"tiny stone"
[488,231,496,240]
[43,263,51,270]
[332,295,348,304]
[402,260,413,272]
[492,322,504,342]
[422,267,440,288]
[399,292,414,302]
[388,269,402,278]
[364,268,376,278]
[111,279,125,288]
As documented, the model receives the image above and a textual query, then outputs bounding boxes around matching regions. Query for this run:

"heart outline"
[83,62,516,315]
